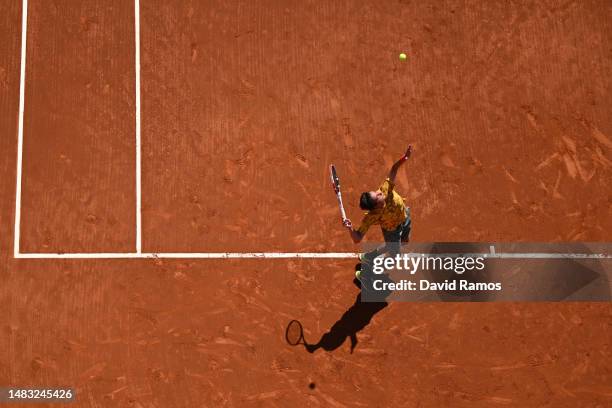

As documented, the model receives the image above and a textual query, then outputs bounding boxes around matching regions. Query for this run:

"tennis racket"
[285,320,306,346]
[329,164,347,223]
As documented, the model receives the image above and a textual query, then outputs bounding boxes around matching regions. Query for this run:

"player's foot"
[359,253,374,266]
[354,262,362,280]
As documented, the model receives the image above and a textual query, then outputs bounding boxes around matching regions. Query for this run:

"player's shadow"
[303,291,388,354]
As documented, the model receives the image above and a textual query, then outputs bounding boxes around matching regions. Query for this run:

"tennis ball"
[399,53,407,61]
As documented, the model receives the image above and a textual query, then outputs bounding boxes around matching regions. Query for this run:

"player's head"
[360,191,384,210]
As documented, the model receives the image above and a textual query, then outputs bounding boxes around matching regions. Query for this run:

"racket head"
[329,164,340,193]
[285,320,305,346]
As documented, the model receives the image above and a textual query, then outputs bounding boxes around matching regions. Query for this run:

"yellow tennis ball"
[399,53,407,61]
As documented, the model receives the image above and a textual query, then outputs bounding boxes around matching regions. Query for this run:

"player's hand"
[343,218,353,229]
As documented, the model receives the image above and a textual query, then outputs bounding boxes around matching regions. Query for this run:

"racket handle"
[337,191,347,221]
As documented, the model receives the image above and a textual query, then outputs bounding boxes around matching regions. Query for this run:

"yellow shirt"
[357,178,406,235]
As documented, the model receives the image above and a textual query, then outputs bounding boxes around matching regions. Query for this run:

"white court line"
[134,0,142,253]
[13,252,612,260]
[14,0,28,258]
[15,252,360,259]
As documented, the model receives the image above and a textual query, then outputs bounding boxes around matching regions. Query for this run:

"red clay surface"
[0,0,611,407]
[19,0,136,253]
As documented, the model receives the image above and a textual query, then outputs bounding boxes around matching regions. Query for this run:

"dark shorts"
[382,207,412,245]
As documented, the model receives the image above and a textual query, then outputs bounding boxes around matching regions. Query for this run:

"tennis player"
[343,146,413,279]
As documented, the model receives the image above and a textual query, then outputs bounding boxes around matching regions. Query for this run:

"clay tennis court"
[1,0,611,406]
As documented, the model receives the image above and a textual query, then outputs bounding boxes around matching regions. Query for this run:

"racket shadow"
[303,292,388,354]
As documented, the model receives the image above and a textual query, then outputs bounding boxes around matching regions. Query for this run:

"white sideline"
[14,0,28,258]
[13,252,612,260]
[134,0,142,253]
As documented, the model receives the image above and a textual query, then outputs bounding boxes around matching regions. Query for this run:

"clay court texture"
[0,0,611,406]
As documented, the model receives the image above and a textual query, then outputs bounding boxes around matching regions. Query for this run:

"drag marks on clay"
[535,153,561,170]
[439,152,456,169]
[237,78,256,98]
[340,118,355,150]
[593,147,612,168]
[503,167,519,184]
[294,153,309,169]
[591,126,612,149]
[562,153,578,179]
[560,139,600,183]
[524,109,543,135]
[243,390,283,402]
[529,115,611,207]
[78,362,107,383]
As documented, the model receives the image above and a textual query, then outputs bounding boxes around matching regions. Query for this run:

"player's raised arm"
[388,145,412,183]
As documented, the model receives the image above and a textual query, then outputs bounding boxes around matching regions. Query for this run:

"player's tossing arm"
[388,145,412,183]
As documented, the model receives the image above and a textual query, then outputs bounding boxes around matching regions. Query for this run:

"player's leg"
[400,207,412,243]
[357,224,401,281]
[382,223,403,258]
[356,246,382,283]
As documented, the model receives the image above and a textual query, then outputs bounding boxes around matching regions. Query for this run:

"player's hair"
[360,192,376,211]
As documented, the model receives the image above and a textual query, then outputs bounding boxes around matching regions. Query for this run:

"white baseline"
[13,252,612,259]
